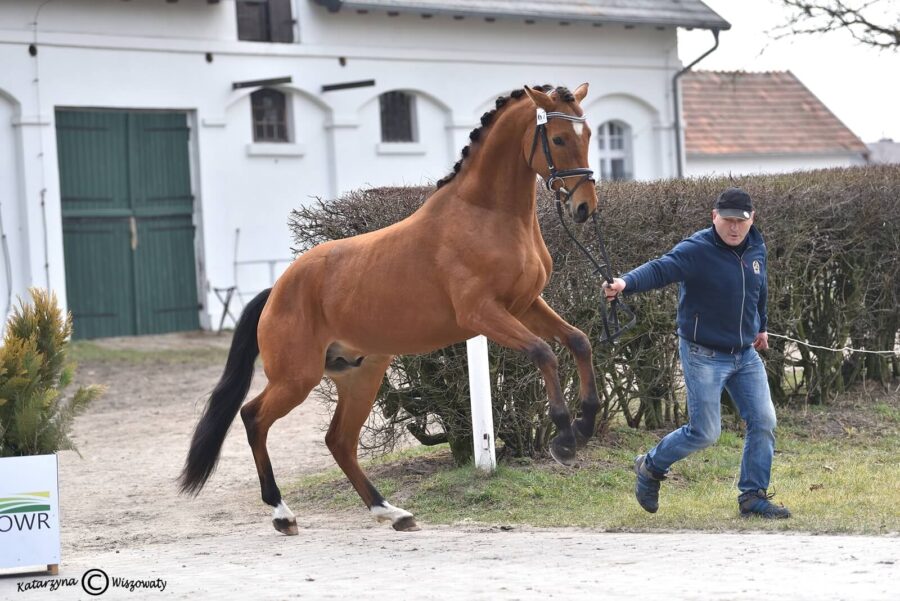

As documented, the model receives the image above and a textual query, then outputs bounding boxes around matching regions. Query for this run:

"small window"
[251,88,289,142]
[608,122,625,150]
[237,0,294,43]
[598,120,633,181]
[379,91,416,143]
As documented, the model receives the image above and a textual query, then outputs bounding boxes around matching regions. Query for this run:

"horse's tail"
[179,288,272,496]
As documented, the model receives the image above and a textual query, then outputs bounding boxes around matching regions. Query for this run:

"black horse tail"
[179,288,272,496]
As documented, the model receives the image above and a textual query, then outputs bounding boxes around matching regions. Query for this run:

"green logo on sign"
[0,492,51,514]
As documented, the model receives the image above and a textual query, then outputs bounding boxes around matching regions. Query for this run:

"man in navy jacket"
[603,187,791,519]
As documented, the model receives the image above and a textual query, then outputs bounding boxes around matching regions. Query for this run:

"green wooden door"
[57,110,200,339]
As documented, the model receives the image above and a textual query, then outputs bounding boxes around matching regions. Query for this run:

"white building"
[0,0,728,338]
[867,138,900,165]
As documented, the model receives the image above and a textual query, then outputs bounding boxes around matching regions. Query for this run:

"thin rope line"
[768,332,899,356]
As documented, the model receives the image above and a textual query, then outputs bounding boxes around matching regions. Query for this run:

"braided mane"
[435,85,576,189]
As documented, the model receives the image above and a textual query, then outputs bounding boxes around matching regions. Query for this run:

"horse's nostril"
[575,203,589,222]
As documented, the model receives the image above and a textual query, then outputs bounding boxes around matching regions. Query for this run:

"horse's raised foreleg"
[240,377,320,536]
[459,305,578,466]
[326,355,419,531]
[520,297,601,448]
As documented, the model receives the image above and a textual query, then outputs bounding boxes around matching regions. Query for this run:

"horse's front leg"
[458,303,578,466]
[520,297,601,449]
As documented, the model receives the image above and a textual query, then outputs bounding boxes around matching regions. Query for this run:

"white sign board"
[0,454,61,569]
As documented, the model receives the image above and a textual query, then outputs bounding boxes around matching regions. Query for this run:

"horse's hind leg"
[240,375,321,535]
[326,354,419,532]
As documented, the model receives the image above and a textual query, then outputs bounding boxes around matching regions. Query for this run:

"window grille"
[597,120,633,181]
[379,91,416,143]
[251,88,289,142]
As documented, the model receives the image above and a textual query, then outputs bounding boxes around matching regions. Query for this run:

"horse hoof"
[549,437,577,467]
[392,516,421,532]
[572,419,592,449]
[273,518,299,536]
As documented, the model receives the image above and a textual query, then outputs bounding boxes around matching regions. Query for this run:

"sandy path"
[57,334,340,555]
[2,333,898,600]
[6,528,899,600]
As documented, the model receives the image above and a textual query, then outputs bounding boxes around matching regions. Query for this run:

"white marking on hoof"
[370,501,413,525]
[273,501,295,521]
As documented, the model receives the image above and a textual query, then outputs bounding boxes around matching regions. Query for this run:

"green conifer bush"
[0,289,103,457]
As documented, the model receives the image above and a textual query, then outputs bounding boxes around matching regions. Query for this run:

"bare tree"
[774,0,900,49]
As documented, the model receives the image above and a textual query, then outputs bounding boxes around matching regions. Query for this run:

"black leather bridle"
[528,108,595,206]
[528,108,636,344]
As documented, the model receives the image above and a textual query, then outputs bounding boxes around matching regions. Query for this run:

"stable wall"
[0,0,684,330]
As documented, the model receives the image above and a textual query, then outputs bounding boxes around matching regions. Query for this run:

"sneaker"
[738,489,792,519]
[634,454,666,513]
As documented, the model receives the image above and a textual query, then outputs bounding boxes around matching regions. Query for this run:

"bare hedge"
[290,166,900,463]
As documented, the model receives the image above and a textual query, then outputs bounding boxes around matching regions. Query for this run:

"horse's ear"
[523,85,554,111]
[573,82,589,103]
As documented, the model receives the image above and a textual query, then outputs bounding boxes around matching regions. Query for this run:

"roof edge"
[313,1,732,30]
[687,69,794,77]
[687,149,869,159]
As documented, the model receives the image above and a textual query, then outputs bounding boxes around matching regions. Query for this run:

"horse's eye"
[552,136,565,146]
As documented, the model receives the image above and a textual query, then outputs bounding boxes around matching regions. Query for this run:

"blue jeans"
[646,337,777,493]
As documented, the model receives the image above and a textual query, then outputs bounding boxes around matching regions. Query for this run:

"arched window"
[597,120,633,181]
[379,91,417,143]
[250,88,289,142]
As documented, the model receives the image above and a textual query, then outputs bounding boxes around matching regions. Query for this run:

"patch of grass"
[68,341,228,366]
[874,403,900,424]
[288,393,900,535]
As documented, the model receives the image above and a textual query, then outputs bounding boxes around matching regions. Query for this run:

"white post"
[466,335,496,472]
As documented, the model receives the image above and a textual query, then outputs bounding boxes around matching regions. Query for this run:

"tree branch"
[773,0,900,49]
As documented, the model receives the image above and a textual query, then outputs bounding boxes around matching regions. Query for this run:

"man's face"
[712,210,754,246]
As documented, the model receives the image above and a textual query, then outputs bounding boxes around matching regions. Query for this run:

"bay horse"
[179,83,603,534]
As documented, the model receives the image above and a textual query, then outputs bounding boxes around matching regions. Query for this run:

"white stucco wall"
[0,0,684,331]
[352,90,453,190]
[0,92,26,320]
[685,152,868,177]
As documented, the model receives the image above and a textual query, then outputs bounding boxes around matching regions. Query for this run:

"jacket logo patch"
[752,260,761,274]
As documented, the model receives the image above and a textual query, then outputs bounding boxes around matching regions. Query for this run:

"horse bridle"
[528,108,637,344]
[528,108,595,205]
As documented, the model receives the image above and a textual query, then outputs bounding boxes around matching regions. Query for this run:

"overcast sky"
[678,0,900,144]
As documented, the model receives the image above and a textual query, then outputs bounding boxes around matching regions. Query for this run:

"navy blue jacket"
[622,225,768,353]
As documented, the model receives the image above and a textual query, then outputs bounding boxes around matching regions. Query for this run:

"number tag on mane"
[536,109,548,125]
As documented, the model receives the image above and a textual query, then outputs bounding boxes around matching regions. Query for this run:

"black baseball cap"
[714,187,753,220]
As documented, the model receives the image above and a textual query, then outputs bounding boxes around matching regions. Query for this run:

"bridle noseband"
[528,107,636,344]
[528,108,595,206]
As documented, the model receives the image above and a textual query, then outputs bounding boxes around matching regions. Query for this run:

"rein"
[554,203,636,344]
[529,108,636,343]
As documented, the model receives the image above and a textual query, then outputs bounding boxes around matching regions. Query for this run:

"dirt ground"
[56,332,345,555]
[2,332,898,600]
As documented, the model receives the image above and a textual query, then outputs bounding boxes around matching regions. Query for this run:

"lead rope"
[554,199,636,343]
[530,106,636,342]
[766,333,899,356]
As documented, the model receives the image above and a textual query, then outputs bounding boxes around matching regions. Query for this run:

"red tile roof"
[683,71,867,156]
